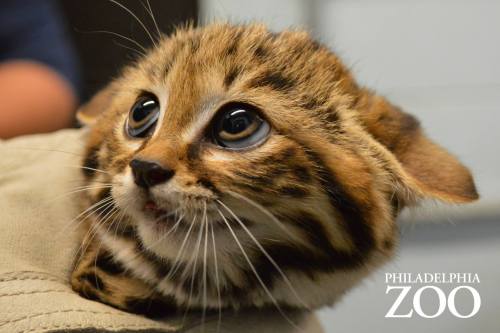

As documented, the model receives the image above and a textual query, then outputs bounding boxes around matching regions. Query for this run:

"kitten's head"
[79,23,477,308]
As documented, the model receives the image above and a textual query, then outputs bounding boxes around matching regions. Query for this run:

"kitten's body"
[71,23,477,317]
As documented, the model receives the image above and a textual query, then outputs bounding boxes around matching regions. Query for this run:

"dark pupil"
[133,99,157,123]
[223,110,252,134]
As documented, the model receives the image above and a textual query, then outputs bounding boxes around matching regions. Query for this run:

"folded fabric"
[0,129,323,333]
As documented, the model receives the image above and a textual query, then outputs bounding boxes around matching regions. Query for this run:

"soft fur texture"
[71,23,478,317]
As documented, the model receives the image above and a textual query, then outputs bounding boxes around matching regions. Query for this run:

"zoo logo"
[384,273,481,319]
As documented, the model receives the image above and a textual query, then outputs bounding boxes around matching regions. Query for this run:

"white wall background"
[200,1,500,332]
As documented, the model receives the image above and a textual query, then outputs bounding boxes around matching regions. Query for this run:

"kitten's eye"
[212,103,270,149]
[126,95,160,138]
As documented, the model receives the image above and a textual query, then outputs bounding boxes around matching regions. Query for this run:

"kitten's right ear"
[77,82,117,126]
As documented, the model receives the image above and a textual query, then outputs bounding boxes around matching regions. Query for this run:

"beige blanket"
[0,129,323,333]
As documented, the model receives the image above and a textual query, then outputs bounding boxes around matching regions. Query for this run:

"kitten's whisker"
[107,0,158,48]
[76,199,117,263]
[113,41,146,57]
[152,207,181,223]
[55,195,114,237]
[112,203,131,240]
[77,195,119,254]
[93,205,123,277]
[226,190,304,244]
[7,147,82,157]
[216,207,301,330]
[217,199,309,310]
[164,213,197,281]
[137,212,185,256]
[210,221,222,333]
[47,185,114,204]
[201,202,209,331]
[75,28,147,53]
[61,164,112,175]
[143,0,161,39]
[83,201,120,256]
[81,207,118,263]
[182,209,205,324]
[110,194,135,240]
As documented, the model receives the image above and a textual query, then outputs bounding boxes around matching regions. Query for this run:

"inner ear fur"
[356,89,478,203]
[76,82,117,126]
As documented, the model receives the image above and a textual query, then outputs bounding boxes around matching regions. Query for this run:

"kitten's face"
[80,23,477,308]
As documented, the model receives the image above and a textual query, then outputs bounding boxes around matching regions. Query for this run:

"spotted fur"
[71,23,478,317]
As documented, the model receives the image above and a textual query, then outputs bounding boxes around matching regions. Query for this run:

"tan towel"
[0,129,324,333]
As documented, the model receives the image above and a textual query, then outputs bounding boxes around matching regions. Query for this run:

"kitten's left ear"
[76,82,117,126]
[356,89,478,204]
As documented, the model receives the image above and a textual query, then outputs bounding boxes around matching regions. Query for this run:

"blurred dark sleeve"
[0,0,81,97]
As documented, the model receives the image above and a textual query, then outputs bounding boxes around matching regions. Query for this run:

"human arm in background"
[0,61,76,139]
[0,0,80,139]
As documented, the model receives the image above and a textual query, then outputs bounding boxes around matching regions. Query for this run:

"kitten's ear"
[76,82,117,126]
[357,90,478,203]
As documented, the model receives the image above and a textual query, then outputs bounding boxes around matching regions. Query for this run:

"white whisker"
[226,190,303,244]
[216,207,301,330]
[210,221,222,333]
[164,213,197,281]
[61,164,112,175]
[201,202,209,331]
[107,0,158,47]
[6,146,82,157]
[182,210,205,324]
[75,28,148,53]
[143,0,161,39]
[46,185,114,204]
[217,199,309,309]
[55,195,115,238]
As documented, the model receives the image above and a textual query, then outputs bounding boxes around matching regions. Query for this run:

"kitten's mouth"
[142,200,179,228]
[143,200,165,216]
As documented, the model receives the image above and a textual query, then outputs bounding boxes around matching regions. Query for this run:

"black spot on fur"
[79,285,100,301]
[82,146,100,177]
[383,238,394,250]
[96,251,126,275]
[116,225,137,239]
[224,66,241,87]
[225,30,243,56]
[186,143,200,161]
[310,40,323,51]
[198,178,218,193]
[279,186,308,198]
[125,295,178,318]
[250,71,296,92]
[80,272,105,291]
[260,147,296,165]
[300,96,323,110]
[254,45,268,60]
[280,147,296,160]
[293,165,312,183]
[325,108,339,124]
[235,171,272,186]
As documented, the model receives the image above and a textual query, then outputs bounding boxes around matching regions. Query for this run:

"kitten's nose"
[129,159,175,188]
